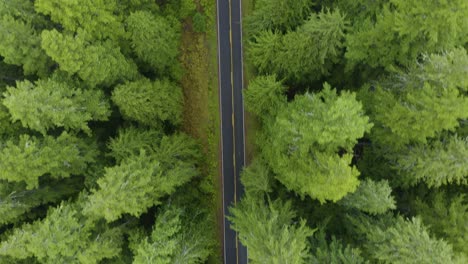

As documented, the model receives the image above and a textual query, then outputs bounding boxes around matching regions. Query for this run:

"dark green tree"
[112,78,183,126]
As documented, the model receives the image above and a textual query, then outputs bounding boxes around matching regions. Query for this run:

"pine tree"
[339,179,396,215]
[263,83,372,202]
[41,29,138,87]
[244,0,312,35]
[0,132,97,189]
[229,197,315,264]
[346,0,468,70]
[243,75,287,120]
[0,199,123,263]
[361,49,468,149]
[84,134,200,222]
[412,191,468,257]
[3,78,110,135]
[34,0,124,41]
[126,11,180,74]
[112,78,183,126]
[394,135,468,188]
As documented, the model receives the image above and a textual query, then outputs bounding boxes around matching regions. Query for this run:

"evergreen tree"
[346,0,468,70]
[412,191,468,257]
[243,75,287,120]
[84,134,200,221]
[263,83,372,202]
[0,199,123,263]
[41,29,138,86]
[249,9,347,83]
[0,132,97,189]
[339,179,396,215]
[361,49,468,149]
[112,78,183,126]
[229,197,315,264]
[394,135,468,188]
[309,230,367,264]
[244,0,312,35]
[126,11,180,74]
[34,0,124,41]
[130,205,213,264]
[3,78,110,135]
[353,215,464,264]
[0,15,51,76]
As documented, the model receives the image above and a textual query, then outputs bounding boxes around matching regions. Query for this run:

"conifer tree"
[0,132,97,189]
[339,179,396,215]
[243,75,287,120]
[263,83,372,202]
[394,135,468,188]
[0,199,123,263]
[229,197,315,264]
[3,78,110,135]
[112,78,183,126]
[346,0,468,69]
[126,11,180,74]
[41,29,138,86]
[309,230,367,264]
[84,134,200,221]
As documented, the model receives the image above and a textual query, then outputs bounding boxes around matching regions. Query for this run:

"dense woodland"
[231,0,468,263]
[0,0,218,263]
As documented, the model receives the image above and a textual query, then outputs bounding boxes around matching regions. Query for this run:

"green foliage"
[84,134,200,221]
[394,136,468,187]
[245,0,312,34]
[0,132,97,189]
[412,192,468,256]
[130,205,213,264]
[243,75,287,120]
[356,216,463,264]
[263,83,372,202]
[193,12,206,33]
[361,49,468,149]
[339,179,396,215]
[112,78,183,126]
[3,78,110,135]
[0,15,51,76]
[0,178,81,226]
[346,0,468,69]
[249,9,348,83]
[107,126,163,164]
[34,0,124,41]
[240,159,274,199]
[229,197,315,264]
[41,29,138,86]
[0,200,123,263]
[126,11,180,74]
[309,230,367,264]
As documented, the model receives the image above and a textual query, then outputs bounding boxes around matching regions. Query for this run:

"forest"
[0,0,219,263]
[0,0,467,263]
[232,0,468,263]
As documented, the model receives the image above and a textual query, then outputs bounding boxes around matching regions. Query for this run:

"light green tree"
[112,78,183,126]
[84,134,200,222]
[339,179,396,215]
[249,9,347,83]
[0,200,123,263]
[243,75,287,120]
[34,0,124,41]
[346,0,468,70]
[245,0,312,35]
[3,78,110,135]
[41,29,138,86]
[126,11,180,74]
[263,83,372,202]
[0,132,97,189]
[229,197,315,264]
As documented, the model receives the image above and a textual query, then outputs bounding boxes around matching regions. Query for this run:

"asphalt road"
[216,0,248,263]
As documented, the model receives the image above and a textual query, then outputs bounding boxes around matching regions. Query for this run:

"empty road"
[216,0,248,263]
